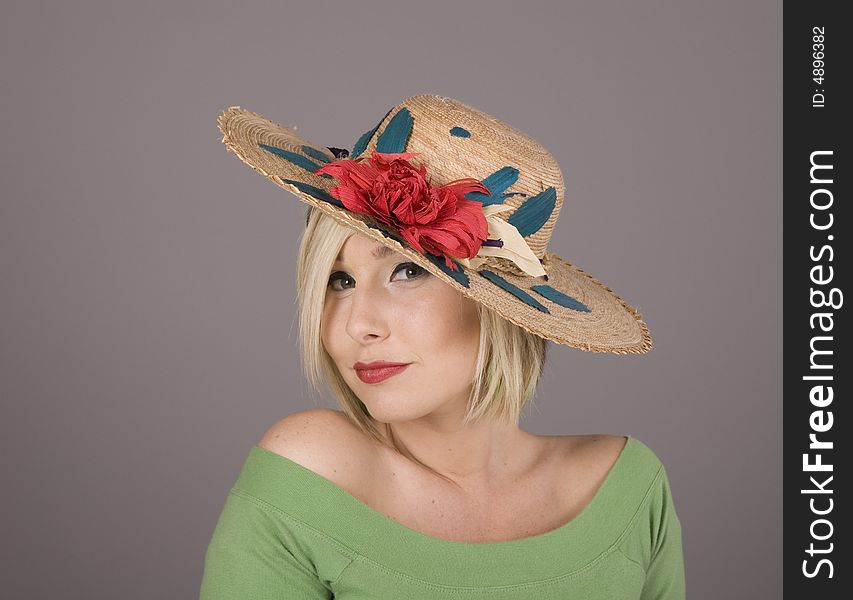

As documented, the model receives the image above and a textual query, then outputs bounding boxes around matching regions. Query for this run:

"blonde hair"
[295,207,549,478]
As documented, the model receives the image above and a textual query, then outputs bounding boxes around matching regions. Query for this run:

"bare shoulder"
[552,434,629,482]
[257,408,375,491]
[577,434,629,463]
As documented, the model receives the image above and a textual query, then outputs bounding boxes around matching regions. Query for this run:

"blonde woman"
[200,95,685,599]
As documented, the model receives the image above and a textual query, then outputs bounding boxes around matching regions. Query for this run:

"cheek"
[415,294,480,373]
[320,301,345,360]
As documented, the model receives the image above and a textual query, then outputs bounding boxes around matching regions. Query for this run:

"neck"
[378,406,540,493]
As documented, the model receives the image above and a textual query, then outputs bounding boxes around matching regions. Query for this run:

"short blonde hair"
[295,207,549,453]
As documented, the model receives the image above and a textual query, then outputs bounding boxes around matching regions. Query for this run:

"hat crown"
[354,95,565,276]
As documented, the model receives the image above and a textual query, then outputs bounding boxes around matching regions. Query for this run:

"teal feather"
[351,107,394,158]
[376,108,414,153]
[425,253,470,287]
[465,166,520,205]
[351,128,377,159]
[479,270,550,313]
[531,284,591,312]
[259,143,333,178]
[508,187,556,236]
[301,145,332,163]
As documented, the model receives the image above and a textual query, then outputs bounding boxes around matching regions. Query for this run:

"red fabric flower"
[314,150,490,271]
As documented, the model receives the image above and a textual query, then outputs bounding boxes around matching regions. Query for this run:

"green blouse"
[200,435,685,599]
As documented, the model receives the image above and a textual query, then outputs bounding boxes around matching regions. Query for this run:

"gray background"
[0,1,781,598]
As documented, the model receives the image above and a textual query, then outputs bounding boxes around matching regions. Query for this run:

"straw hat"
[217,94,651,354]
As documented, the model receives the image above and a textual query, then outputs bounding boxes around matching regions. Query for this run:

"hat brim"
[217,106,652,354]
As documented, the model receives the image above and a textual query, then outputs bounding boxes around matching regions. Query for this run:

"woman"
[200,94,685,599]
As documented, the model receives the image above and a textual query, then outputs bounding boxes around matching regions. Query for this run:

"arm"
[199,490,333,600]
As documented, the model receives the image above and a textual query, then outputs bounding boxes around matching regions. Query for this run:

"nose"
[344,281,391,344]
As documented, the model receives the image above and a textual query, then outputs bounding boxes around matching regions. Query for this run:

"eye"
[327,271,354,291]
[327,262,427,292]
[391,262,427,282]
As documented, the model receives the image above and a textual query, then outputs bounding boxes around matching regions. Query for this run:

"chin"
[357,394,435,425]
[359,400,415,424]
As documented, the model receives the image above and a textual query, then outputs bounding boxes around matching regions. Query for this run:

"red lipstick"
[353,360,411,384]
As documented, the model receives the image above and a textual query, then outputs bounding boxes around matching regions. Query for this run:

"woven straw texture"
[217,94,652,354]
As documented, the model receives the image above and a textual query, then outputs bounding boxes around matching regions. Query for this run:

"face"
[321,233,481,424]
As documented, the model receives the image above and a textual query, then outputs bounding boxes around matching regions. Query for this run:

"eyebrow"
[334,243,396,264]
[371,245,396,260]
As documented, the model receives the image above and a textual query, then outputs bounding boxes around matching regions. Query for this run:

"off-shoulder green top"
[200,435,686,599]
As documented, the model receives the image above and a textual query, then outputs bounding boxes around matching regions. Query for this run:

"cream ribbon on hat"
[458,204,547,277]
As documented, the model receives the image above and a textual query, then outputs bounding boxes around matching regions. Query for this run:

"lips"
[353,360,412,384]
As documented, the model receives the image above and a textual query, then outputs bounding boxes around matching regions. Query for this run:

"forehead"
[334,235,399,263]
